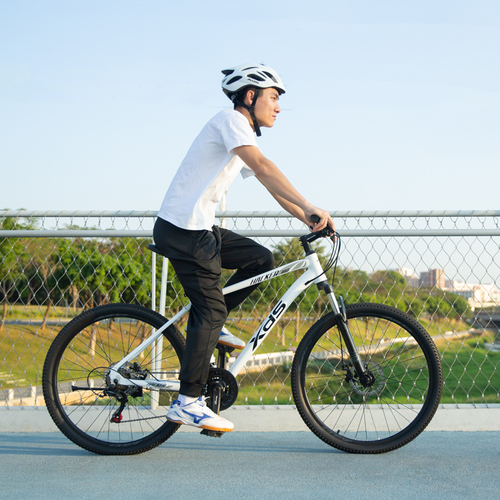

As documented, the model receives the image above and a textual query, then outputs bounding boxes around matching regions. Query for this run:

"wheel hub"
[104,362,146,398]
[347,361,385,397]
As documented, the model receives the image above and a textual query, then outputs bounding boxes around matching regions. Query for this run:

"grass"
[436,332,500,404]
[4,304,82,320]
[1,312,498,406]
[235,365,294,405]
[0,323,58,387]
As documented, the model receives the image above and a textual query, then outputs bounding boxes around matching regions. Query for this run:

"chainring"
[202,367,238,411]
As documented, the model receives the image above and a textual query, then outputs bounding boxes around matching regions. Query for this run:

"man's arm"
[233,145,334,231]
[265,187,308,225]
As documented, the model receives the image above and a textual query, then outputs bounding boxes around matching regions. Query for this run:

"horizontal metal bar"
[0,230,154,238]
[216,210,500,219]
[0,210,159,218]
[234,230,500,237]
[1,210,500,219]
[2,229,500,238]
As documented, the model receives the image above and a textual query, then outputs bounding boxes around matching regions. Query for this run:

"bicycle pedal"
[200,429,225,438]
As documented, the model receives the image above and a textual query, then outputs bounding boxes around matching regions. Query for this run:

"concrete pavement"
[0,431,498,500]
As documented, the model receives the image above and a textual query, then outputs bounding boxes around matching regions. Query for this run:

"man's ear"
[245,88,255,106]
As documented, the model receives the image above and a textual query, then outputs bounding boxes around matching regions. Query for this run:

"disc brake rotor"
[348,361,385,397]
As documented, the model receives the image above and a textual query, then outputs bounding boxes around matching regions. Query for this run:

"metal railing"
[1,210,499,407]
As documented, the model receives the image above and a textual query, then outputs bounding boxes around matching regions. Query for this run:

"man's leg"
[219,228,275,312]
[153,219,234,432]
[153,219,227,397]
[169,255,227,397]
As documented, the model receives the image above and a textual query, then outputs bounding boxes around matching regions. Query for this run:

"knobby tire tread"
[291,303,443,454]
[42,303,185,455]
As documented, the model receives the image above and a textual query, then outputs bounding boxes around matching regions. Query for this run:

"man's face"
[253,88,281,129]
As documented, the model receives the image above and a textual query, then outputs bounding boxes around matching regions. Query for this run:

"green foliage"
[53,237,152,308]
[0,230,473,324]
[268,238,328,315]
[1,231,154,310]
[1,216,37,303]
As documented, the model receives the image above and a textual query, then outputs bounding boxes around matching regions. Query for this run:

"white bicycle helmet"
[221,63,286,99]
[221,63,286,136]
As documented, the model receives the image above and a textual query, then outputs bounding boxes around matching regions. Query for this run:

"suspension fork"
[318,282,367,380]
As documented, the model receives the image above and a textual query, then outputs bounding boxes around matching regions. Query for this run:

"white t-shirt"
[158,109,257,230]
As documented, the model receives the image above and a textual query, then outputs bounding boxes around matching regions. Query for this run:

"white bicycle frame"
[106,250,342,394]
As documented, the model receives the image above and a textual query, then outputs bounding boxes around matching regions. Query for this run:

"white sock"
[177,394,198,406]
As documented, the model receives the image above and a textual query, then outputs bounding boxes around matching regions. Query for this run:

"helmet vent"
[262,71,278,83]
[227,76,242,85]
[248,73,265,82]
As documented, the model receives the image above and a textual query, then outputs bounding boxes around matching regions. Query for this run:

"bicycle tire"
[291,303,443,454]
[42,303,185,455]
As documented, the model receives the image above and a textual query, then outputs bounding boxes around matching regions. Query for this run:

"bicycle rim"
[42,304,185,455]
[292,303,443,454]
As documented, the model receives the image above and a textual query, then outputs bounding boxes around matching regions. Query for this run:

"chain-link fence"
[1,210,499,408]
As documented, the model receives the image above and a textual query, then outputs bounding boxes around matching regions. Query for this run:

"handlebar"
[300,214,337,253]
[309,214,335,239]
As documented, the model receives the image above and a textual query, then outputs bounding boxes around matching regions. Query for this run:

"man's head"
[221,63,285,136]
[237,87,281,131]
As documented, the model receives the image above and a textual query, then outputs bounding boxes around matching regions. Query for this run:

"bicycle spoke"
[292,303,442,453]
[43,304,185,455]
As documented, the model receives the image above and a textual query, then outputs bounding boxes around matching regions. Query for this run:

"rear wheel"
[292,303,443,454]
[42,303,185,455]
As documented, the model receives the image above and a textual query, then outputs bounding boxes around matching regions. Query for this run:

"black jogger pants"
[153,217,274,397]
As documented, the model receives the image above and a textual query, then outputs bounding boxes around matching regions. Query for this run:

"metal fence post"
[151,256,169,410]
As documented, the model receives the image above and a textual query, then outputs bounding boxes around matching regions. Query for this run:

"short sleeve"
[240,165,255,179]
[219,112,258,153]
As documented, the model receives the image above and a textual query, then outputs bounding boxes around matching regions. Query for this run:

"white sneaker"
[218,326,245,349]
[166,397,234,432]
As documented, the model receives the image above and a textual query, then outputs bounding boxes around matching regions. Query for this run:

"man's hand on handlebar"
[307,210,335,235]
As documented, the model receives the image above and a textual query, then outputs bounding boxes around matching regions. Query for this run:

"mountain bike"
[42,222,443,455]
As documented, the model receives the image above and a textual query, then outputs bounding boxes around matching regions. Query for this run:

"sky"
[1,0,499,213]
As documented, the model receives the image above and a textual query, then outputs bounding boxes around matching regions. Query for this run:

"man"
[153,63,334,432]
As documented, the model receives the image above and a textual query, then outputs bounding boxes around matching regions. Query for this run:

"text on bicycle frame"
[249,300,287,352]
[248,260,308,286]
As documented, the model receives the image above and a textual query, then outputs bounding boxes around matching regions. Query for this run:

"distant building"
[447,281,500,310]
[393,267,420,287]
[420,269,446,289]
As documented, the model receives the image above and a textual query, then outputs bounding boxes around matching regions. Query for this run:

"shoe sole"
[217,340,245,350]
[167,416,234,433]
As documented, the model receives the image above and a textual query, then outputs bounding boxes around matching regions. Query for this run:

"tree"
[53,237,153,309]
[0,215,37,330]
[448,294,470,319]
[405,296,424,318]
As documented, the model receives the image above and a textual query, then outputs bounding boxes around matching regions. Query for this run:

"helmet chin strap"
[234,88,261,137]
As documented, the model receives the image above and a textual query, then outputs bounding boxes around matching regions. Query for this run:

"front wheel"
[42,304,185,455]
[291,303,443,454]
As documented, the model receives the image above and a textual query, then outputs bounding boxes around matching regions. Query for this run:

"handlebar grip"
[309,214,336,239]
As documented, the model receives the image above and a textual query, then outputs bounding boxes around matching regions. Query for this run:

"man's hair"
[233,86,256,110]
